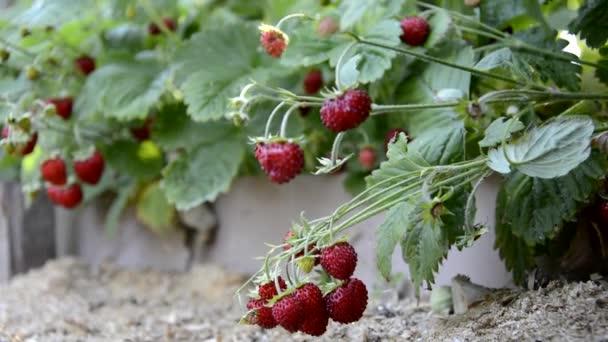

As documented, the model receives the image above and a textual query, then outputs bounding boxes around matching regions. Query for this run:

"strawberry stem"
[371,102,460,114]
[357,38,534,88]
[276,13,312,30]
[330,132,346,165]
[265,102,286,138]
[279,104,299,137]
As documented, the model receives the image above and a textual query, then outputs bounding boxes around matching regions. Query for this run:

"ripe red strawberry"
[358,146,376,170]
[295,283,329,336]
[74,55,96,75]
[320,89,372,132]
[74,150,105,185]
[131,117,154,141]
[384,128,410,151]
[271,294,302,332]
[255,142,304,184]
[258,277,287,302]
[45,97,73,120]
[320,242,357,280]
[400,16,430,46]
[317,17,339,37]
[41,157,67,186]
[2,127,37,156]
[324,278,368,324]
[47,184,83,209]
[260,28,288,58]
[303,70,323,94]
[148,17,177,35]
[246,298,277,329]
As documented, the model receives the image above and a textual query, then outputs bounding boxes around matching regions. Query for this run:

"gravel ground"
[0,258,606,341]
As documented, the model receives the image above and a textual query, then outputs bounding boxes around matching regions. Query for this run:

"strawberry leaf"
[400,195,450,294]
[161,138,244,210]
[136,181,176,234]
[568,0,608,49]
[423,9,453,50]
[75,61,169,121]
[393,40,473,134]
[487,116,594,179]
[152,102,238,151]
[479,117,525,148]
[495,152,607,282]
[103,140,164,180]
[13,0,95,28]
[376,202,413,281]
[513,27,581,91]
[280,27,344,67]
[331,20,401,85]
[367,125,464,189]
[175,22,289,122]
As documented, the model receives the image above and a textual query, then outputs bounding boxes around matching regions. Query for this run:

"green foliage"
[103,140,164,179]
[162,138,244,210]
[514,28,582,91]
[487,116,594,179]
[479,117,525,148]
[376,202,413,281]
[136,181,176,234]
[76,61,169,121]
[495,153,607,282]
[568,0,608,49]
[175,22,286,122]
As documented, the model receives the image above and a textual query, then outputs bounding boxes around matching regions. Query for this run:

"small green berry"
[0,49,9,62]
[25,66,40,80]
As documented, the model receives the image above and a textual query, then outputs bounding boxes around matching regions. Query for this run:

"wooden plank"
[0,184,11,283]
[0,182,56,280]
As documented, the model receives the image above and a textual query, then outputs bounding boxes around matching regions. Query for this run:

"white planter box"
[55,174,512,289]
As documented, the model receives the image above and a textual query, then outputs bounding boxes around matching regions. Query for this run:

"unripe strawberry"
[259,25,288,58]
[246,299,277,329]
[75,55,96,75]
[41,157,67,186]
[74,150,105,185]
[324,278,368,324]
[358,146,376,170]
[320,242,357,280]
[258,277,287,302]
[45,97,73,120]
[0,49,9,62]
[47,184,83,209]
[255,142,304,184]
[272,294,302,332]
[400,16,430,46]
[320,89,372,132]
[25,65,40,80]
[303,70,323,94]
[283,230,320,271]
[148,17,177,35]
[317,17,339,37]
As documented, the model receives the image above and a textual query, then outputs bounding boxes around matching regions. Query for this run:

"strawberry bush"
[2,0,608,337]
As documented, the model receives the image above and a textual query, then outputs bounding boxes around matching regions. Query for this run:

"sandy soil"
[0,258,606,342]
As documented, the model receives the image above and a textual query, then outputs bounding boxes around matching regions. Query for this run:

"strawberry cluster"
[41,150,105,209]
[244,241,367,336]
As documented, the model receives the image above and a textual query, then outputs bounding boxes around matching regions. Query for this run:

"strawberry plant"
[2,0,608,337]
